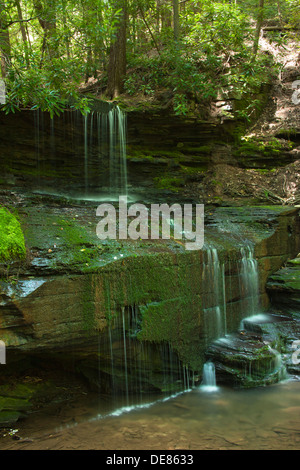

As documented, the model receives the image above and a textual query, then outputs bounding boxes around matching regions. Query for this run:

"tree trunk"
[33,0,58,62]
[0,2,11,78]
[173,0,180,41]
[253,0,264,58]
[161,0,172,31]
[107,0,127,99]
[15,0,30,67]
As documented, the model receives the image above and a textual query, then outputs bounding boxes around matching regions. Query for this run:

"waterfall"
[201,244,261,391]
[200,362,218,392]
[83,105,127,198]
[268,345,287,381]
[103,305,193,408]
[33,104,128,199]
[34,110,41,185]
[121,307,129,405]
[201,247,228,392]
[203,247,227,340]
[239,246,260,316]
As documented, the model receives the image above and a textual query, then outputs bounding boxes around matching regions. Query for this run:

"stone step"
[241,312,293,335]
[205,312,300,388]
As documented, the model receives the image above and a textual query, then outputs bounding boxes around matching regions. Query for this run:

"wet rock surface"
[0,190,299,426]
[205,311,300,388]
[267,256,300,312]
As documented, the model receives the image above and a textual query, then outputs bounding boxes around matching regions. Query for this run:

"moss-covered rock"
[266,256,300,313]
[204,312,298,388]
[0,207,26,262]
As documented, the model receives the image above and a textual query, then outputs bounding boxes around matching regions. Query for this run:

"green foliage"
[0,207,26,261]
[125,45,219,113]
[0,0,118,116]
[237,136,294,157]
[2,37,96,116]
[0,0,296,117]
[184,1,251,55]
[125,2,277,117]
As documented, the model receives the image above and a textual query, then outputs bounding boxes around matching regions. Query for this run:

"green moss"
[235,136,294,157]
[288,258,300,266]
[55,218,92,247]
[153,176,184,192]
[127,146,184,162]
[0,207,26,261]
[0,410,22,424]
[0,396,32,412]
[180,165,206,175]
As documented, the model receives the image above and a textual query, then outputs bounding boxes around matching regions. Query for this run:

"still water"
[1,377,299,450]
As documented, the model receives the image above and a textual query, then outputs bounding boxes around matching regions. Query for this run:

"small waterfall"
[32,104,128,199]
[50,116,56,163]
[268,345,287,381]
[110,106,127,197]
[201,244,261,390]
[239,245,260,318]
[34,110,40,168]
[83,105,127,198]
[200,362,218,392]
[203,247,227,340]
[121,306,129,405]
[103,305,193,408]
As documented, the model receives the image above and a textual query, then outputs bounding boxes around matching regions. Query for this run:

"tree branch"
[6,16,38,27]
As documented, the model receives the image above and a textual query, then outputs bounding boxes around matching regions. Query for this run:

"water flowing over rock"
[0,200,299,420]
[200,362,218,392]
[0,103,300,426]
[0,104,128,201]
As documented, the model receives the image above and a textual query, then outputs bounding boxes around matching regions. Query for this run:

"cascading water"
[200,362,218,392]
[33,104,128,200]
[204,243,288,389]
[83,105,128,198]
[268,345,287,381]
[109,106,127,198]
[201,246,228,391]
[103,305,194,408]
[203,247,227,341]
[239,245,260,318]
[201,244,262,391]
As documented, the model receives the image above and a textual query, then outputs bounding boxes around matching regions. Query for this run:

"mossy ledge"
[0,201,299,425]
[0,203,299,371]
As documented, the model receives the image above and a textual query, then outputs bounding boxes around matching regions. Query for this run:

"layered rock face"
[1,106,299,201]
[0,104,300,424]
[0,202,299,398]
[267,257,300,312]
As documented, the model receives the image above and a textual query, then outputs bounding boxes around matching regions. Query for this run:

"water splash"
[200,362,219,392]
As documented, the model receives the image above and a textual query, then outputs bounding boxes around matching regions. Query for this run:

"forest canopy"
[0,0,299,117]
